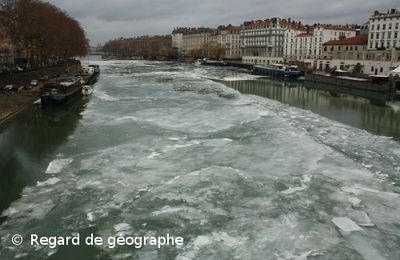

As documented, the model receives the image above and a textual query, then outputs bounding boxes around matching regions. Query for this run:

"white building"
[171,30,184,56]
[285,25,356,62]
[283,26,307,61]
[368,9,400,50]
[241,18,297,65]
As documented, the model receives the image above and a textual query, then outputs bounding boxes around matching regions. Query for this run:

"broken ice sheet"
[332,217,363,235]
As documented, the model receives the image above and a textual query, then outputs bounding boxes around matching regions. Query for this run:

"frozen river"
[1,60,400,259]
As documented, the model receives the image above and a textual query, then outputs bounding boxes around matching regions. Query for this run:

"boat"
[203,59,228,66]
[40,76,83,105]
[81,65,99,85]
[252,64,302,79]
[193,59,204,66]
[305,70,396,93]
[82,85,93,95]
[88,64,100,75]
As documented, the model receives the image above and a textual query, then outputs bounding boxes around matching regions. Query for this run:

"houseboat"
[40,76,83,105]
[305,70,396,93]
[81,65,99,85]
[193,58,229,67]
[252,64,302,79]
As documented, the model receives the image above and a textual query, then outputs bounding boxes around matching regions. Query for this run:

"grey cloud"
[48,0,399,45]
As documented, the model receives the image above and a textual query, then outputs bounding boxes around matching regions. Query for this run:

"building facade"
[285,25,356,62]
[241,18,291,64]
[310,34,400,74]
[179,28,216,57]
[283,25,307,61]
[171,29,184,57]
[217,25,241,59]
[368,9,400,50]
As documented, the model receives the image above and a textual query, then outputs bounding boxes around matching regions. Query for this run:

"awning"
[389,66,400,77]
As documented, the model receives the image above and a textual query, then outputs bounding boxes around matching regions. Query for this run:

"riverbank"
[0,61,82,126]
[0,90,40,126]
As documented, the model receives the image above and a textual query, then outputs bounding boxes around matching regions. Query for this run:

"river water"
[1,60,400,260]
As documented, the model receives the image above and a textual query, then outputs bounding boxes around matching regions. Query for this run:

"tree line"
[102,36,173,59]
[0,0,88,67]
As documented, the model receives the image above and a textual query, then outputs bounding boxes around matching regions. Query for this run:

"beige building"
[312,34,400,75]
[174,28,216,57]
[217,25,241,59]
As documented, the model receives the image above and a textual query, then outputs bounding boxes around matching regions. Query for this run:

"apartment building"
[171,29,184,57]
[217,25,241,59]
[286,25,356,62]
[283,24,307,61]
[241,17,291,64]
[368,9,400,50]
[314,34,400,74]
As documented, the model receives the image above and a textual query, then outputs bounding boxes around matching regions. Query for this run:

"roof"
[243,18,305,30]
[172,27,217,35]
[323,35,368,46]
[296,32,313,37]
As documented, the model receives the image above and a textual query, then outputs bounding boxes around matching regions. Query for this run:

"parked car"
[24,85,33,90]
[3,84,15,91]
[30,79,39,86]
[0,65,11,75]
[40,75,49,81]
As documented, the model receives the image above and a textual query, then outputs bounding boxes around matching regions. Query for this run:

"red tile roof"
[323,35,368,46]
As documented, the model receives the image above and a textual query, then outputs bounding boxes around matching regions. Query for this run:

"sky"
[48,0,399,45]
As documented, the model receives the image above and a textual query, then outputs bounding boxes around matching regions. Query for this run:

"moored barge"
[40,76,83,105]
[252,64,302,79]
[305,71,396,93]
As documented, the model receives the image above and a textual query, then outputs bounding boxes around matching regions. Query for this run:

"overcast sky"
[48,0,399,45]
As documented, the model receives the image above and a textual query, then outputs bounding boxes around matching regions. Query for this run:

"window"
[370,33,374,39]
[377,24,380,30]
[383,24,386,30]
